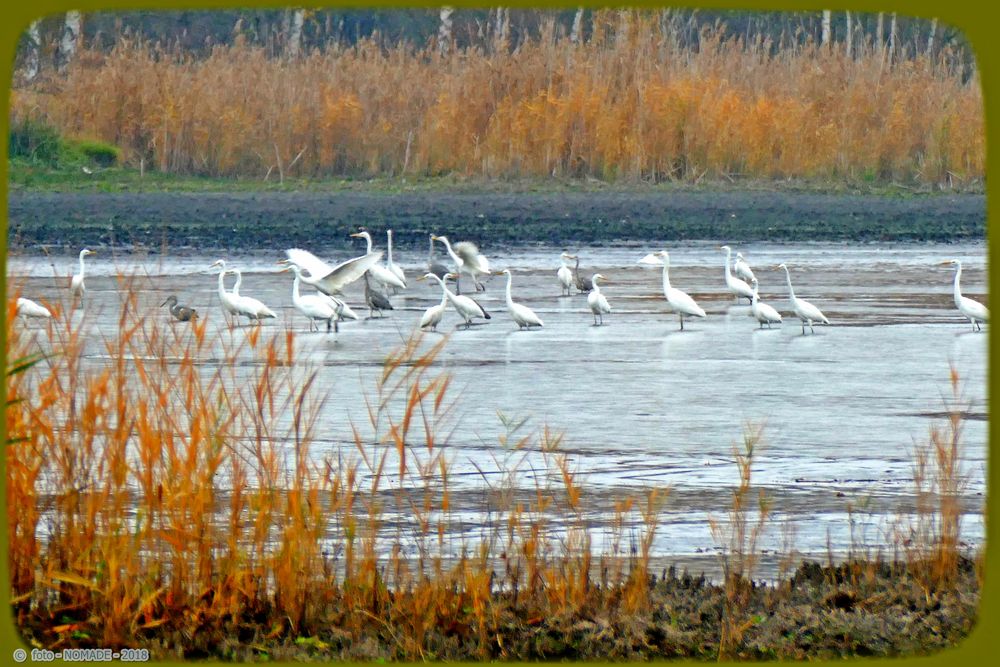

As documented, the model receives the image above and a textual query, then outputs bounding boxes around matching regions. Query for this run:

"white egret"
[572,255,593,293]
[637,252,663,266]
[749,278,782,329]
[16,297,52,320]
[161,295,198,322]
[557,252,575,296]
[351,231,407,290]
[417,273,449,331]
[283,247,384,296]
[210,260,276,325]
[734,252,756,283]
[425,272,490,328]
[210,259,242,325]
[587,273,612,326]
[386,229,407,289]
[778,263,829,334]
[363,272,394,318]
[941,259,989,331]
[70,248,95,296]
[497,269,543,330]
[720,245,754,304]
[657,250,706,330]
[282,263,345,332]
[427,234,450,280]
[431,235,490,293]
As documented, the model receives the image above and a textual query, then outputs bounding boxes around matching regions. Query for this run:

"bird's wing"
[286,248,335,278]
[671,290,706,317]
[468,296,490,318]
[638,253,664,266]
[452,242,481,265]
[316,252,384,294]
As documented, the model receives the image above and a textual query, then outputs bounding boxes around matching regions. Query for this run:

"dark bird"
[364,272,394,318]
[573,255,593,293]
[161,295,198,322]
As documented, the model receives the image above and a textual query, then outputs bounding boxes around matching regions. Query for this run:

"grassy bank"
[5,282,983,660]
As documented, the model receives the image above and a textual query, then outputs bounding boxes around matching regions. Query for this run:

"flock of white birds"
[13,231,990,335]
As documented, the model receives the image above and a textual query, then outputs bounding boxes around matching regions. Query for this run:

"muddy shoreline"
[6,190,986,251]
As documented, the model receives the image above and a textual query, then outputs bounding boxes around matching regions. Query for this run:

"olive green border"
[1,1,993,664]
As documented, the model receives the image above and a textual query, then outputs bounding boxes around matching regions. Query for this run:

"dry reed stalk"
[10,12,983,187]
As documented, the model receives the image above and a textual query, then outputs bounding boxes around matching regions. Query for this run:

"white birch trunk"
[570,7,584,44]
[24,19,41,81]
[927,18,938,56]
[821,10,831,47]
[888,13,897,61]
[58,11,82,71]
[287,9,304,58]
[876,12,884,51]
[438,7,454,56]
[845,11,853,58]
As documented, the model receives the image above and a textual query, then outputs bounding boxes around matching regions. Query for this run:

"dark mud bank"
[6,190,985,251]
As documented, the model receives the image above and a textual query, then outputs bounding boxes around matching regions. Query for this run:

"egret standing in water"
[426,234,451,280]
[209,260,276,325]
[496,269,543,330]
[778,263,829,334]
[417,273,449,332]
[557,252,575,296]
[281,262,354,332]
[425,272,490,329]
[70,248,95,297]
[16,297,52,320]
[587,273,612,326]
[161,295,198,322]
[734,252,756,283]
[720,245,754,304]
[432,235,490,294]
[748,278,782,329]
[350,230,406,291]
[940,259,989,331]
[656,250,706,330]
[363,272,394,318]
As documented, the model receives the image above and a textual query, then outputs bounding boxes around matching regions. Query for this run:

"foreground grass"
[5,281,982,660]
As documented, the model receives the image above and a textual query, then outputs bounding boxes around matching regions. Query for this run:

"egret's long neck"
[661,262,671,291]
[78,252,87,279]
[292,274,302,303]
[217,269,228,298]
[953,262,964,305]
[574,257,581,275]
[233,270,243,295]
[441,239,461,266]
[505,272,514,306]
[783,267,796,302]
[432,275,454,301]
[387,231,395,262]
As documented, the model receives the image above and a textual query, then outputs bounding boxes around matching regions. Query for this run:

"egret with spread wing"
[432,235,490,294]
[283,248,384,296]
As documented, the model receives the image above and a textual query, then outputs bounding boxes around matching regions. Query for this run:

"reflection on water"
[7,241,988,574]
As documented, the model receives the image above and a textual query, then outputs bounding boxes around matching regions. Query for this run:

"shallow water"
[8,241,988,576]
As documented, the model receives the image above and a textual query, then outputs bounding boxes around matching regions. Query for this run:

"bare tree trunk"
[57,11,82,71]
[927,17,938,57]
[570,7,584,44]
[845,11,852,59]
[24,19,41,81]
[821,10,831,48]
[492,7,509,52]
[438,7,454,56]
[888,12,897,62]
[286,8,304,57]
[876,12,884,52]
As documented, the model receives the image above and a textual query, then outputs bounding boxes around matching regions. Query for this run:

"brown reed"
[10,10,983,188]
